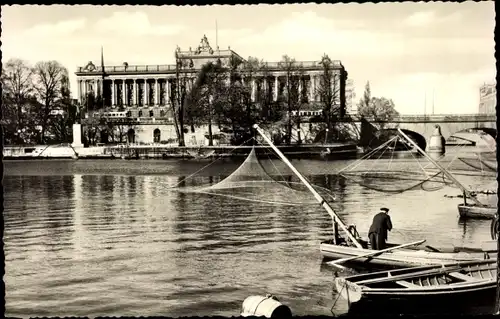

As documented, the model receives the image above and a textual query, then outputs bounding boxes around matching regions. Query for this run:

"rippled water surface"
[4,156,497,317]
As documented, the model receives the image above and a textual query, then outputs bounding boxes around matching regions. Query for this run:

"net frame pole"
[253,124,363,249]
[397,128,483,207]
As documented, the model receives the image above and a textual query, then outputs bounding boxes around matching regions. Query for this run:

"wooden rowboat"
[320,237,493,269]
[458,203,497,219]
[335,259,497,315]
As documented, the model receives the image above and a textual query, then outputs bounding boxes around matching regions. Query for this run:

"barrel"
[241,295,292,317]
[427,124,445,159]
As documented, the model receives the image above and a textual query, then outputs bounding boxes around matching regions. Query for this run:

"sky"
[1,3,496,115]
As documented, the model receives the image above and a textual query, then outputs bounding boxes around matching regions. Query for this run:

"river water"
[4,154,498,317]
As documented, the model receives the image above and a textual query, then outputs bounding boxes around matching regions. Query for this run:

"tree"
[32,60,70,143]
[185,61,228,145]
[358,81,371,112]
[1,59,39,144]
[357,81,399,129]
[278,55,304,144]
[360,97,399,129]
[316,54,342,131]
[48,74,79,143]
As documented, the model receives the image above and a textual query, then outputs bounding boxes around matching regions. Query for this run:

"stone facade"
[478,83,496,114]
[75,35,349,145]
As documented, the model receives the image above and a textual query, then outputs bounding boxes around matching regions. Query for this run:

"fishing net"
[459,154,497,173]
[338,135,456,194]
[171,143,335,206]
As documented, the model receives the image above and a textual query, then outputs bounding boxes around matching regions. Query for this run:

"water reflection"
[3,158,498,318]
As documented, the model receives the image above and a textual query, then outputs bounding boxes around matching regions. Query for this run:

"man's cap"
[380,207,389,212]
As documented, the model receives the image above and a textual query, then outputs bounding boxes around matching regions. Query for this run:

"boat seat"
[396,280,421,288]
[448,272,474,281]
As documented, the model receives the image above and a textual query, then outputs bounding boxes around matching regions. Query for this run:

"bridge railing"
[342,114,496,123]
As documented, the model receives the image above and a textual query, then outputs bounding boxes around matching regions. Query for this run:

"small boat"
[320,238,492,268]
[334,259,497,315]
[253,125,494,269]
[458,203,497,219]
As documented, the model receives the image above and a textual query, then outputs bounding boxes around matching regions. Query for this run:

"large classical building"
[75,35,349,145]
[478,83,496,115]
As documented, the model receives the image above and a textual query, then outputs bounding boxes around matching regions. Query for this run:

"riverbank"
[3,143,360,160]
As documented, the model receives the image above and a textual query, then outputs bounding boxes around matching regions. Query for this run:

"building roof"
[75,35,345,76]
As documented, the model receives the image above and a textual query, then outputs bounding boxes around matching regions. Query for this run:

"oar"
[327,239,426,270]
[425,245,441,252]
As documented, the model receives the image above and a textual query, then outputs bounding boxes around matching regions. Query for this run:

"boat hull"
[335,260,497,315]
[320,240,491,269]
[458,203,497,219]
[343,284,496,315]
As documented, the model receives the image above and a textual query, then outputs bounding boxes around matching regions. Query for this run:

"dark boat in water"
[458,203,497,219]
[334,259,497,316]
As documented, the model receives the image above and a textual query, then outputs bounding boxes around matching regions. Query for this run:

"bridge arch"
[452,127,497,138]
[450,127,497,150]
[374,128,427,151]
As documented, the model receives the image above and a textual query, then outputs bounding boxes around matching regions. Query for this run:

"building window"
[139,110,143,117]
[160,109,166,117]
[126,111,132,117]
[149,110,154,117]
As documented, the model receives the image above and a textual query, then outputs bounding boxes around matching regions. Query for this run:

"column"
[311,75,316,102]
[155,79,160,105]
[263,77,268,95]
[83,80,88,98]
[298,77,303,102]
[274,76,278,101]
[111,79,116,108]
[143,80,148,106]
[251,79,256,102]
[308,75,314,102]
[122,80,127,106]
[94,79,99,97]
[77,80,82,103]
[166,79,170,105]
[100,79,104,98]
[133,79,138,106]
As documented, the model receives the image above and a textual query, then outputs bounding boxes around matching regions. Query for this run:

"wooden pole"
[397,128,483,207]
[253,124,363,248]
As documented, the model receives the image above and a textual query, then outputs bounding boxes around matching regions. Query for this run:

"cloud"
[226,10,491,65]
[230,11,405,60]
[373,68,496,115]
[404,11,436,27]
[23,18,87,37]
[403,10,463,27]
[94,11,185,36]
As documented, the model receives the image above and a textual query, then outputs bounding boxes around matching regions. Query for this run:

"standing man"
[368,207,393,250]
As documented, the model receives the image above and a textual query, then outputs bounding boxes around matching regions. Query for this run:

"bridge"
[341,113,496,150]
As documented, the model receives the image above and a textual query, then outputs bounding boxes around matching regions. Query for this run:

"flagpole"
[215,20,219,51]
